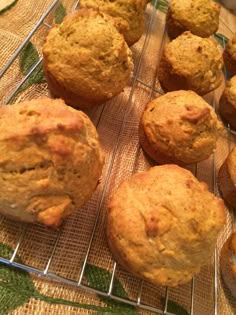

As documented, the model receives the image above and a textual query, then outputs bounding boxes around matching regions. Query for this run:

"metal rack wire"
[0,1,234,314]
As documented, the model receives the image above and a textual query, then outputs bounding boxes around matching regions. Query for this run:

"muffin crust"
[139,91,223,165]
[218,146,236,209]
[167,0,220,39]
[0,98,104,227]
[107,165,226,287]
[79,0,148,46]
[43,9,133,109]
[220,232,236,298]
[158,32,223,95]
[223,33,236,75]
[219,75,236,129]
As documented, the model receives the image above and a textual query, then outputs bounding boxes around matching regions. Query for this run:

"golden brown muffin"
[219,76,236,130]
[218,146,236,209]
[107,165,226,287]
[220,232,236,298]
[223,33,236,75]
[158,32,223,96]
[166,0,220,39]
[79,0,148,46]
[43,9,133,109]
[139,91,223,165]
[0,98,104,228]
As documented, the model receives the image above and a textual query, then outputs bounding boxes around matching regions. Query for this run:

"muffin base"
[223,49,236,76]
[220,233,236,298]
[158,52,222,96]
[158,56,191,93]
[218,160,236,209]
[139,121,186,165]
[166,8,187,40]
[106,221,193,287]
[219,92,236,130]
[43,64,107,109]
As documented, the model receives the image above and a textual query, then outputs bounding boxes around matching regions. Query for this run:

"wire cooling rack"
[0,1,235,314]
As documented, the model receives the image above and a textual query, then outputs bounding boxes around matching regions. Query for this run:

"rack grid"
[0,1,235,314]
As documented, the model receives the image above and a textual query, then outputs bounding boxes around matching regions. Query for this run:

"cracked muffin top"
[43,9,133,109]
[0,98,104,227]
[107,165,226,287]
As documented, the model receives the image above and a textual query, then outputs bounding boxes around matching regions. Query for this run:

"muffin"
[223,33,236,75]
[218,146,236,209]
[219,75,236,129]
[139,90,223,165]
[158,32,223,95]
[220,232,236,298]
[107,165,226,287]
[166,0,220,39]
[79,0,148,46]
[43,9,133,109]
[0,98,104,228]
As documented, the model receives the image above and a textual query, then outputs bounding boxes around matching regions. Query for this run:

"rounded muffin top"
[0,98,104,227]
[141,90,223,164]
[43,9,133,104]
[79,0,147,46]
[108,165,226,286]
[0,97,104,183]
[170,0,220,37]
[163,32,223,92]
[0,98,98,141]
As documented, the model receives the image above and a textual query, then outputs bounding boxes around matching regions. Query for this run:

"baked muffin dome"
[220,232,236,298]
[79,0,148,46]
[0,98,104,228]
[219,75,236,130]
[158,32,223,95]
[43,9,133,109]
[223,33,236,75]
[139,91,223,165]
[107,165,226,287]
[166,0,220,39]
[218,146,236,209]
